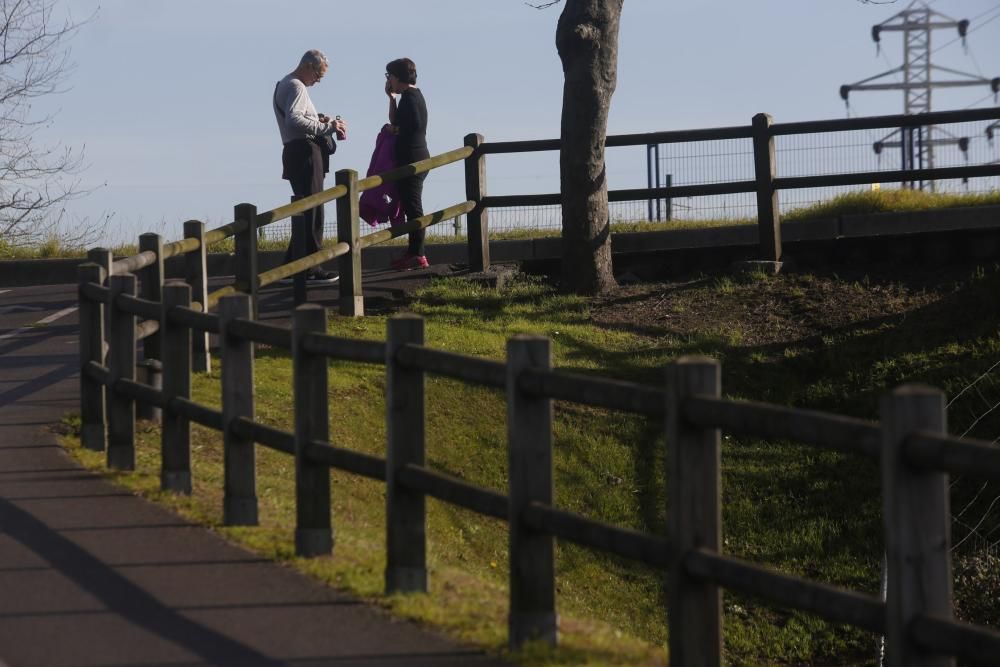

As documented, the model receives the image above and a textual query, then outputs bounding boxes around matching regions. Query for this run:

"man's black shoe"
[306,269,339,284]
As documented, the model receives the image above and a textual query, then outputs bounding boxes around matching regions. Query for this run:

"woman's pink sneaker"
[391,252,429,271]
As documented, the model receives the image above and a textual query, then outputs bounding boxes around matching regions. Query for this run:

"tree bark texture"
[556,0,622,295]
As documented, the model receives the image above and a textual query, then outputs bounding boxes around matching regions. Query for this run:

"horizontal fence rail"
[518,367,664,416]
[300,333,385,364]
[395,344,507,388]
[909,614,1000,666]
[357,146,473,191]
[522,501,670,569]
[397,464,509,521]
[683,548,887,635]
[682,396,881,459]
[904,430,1000,479]
[304,441,387,481]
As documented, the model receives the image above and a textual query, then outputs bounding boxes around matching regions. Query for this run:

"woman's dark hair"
[386,58,417,85]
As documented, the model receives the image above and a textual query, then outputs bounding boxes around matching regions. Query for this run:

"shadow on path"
[0,361,77,411]
[0,496,286,667]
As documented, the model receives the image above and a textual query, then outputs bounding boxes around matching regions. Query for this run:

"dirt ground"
[590,263,960,349]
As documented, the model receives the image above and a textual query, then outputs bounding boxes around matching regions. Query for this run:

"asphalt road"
[0,278,508,667]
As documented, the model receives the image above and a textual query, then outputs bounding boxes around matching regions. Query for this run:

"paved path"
[0,277,508,667]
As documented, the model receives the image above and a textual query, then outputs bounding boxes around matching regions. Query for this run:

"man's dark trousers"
[282,138,328,263]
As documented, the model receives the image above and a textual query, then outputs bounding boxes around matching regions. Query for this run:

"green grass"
[782,188,1000,223]
[62,267,1000,665]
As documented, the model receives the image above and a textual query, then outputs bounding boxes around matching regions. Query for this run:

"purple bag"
[359,125,404,227]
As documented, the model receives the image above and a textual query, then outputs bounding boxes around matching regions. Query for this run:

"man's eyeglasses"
[385,72,391,79]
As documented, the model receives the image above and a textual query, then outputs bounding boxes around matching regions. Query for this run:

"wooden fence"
[73,107,1000,664]
[81,107,1000,359]
[74,276,1000,664]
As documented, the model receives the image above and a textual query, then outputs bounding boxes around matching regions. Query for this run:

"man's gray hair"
[299,49,328,70]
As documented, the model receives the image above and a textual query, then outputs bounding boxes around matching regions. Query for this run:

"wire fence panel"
[771,119,1000,217]
[946,358,1000,560]
[257,117,1000,242]
[654,138,757,223]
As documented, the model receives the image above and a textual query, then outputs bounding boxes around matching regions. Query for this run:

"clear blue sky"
[35,0,1000,246]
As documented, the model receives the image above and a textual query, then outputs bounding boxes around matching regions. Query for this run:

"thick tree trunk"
[556,0,622,295]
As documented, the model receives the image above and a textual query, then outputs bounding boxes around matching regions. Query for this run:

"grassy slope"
[63,263,1000,666]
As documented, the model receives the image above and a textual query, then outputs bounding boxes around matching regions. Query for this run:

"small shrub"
[953,551,1000,627]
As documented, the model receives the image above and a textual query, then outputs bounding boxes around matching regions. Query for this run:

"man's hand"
[333,117,347,140]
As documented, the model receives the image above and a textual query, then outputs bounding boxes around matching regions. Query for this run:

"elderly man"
[273,49,347,283]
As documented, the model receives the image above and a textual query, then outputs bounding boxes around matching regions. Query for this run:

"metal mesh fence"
[259,117,1000,243]
[652,137,757,222]
[486,200,655,235]
[772,119,1000,217]
[946,359,1000,559]
[487,119,1000,232]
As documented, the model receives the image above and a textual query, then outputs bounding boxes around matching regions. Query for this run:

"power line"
[931,4,1000,54]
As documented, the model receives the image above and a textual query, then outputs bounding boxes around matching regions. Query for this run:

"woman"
[385,57,430,271]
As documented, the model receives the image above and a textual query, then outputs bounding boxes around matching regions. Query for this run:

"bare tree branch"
[0,0,103,251]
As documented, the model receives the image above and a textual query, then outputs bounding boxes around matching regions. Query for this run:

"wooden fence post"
[219,294,258,526]
[881,385,954,667]
[138,232,164,363]
[293,304,333,556]
[291,195,307,307]
[336,169,363,317]
[667,356,723,667]
[87,246,113,354]
[78,262,107,453]
[751,113,782,265]
[234,203,259,319]
[107,273,137,471]
[183,220,211,372]
[464,133,490,273]
[385,314,427,593]
[507,335,557,648]
[161,281,192,494]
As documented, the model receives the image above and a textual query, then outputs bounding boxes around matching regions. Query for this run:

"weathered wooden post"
[667,356,723,667]
[751,113,782,265]
[87,247,113,282]
[219,294,257,526]
[86,246,113,360]
[506,335,556,648]
[107,273,137,471]
[336,169,363,317]
[881,385,954,667]
[233,203,259,318]
[160,281,192,494]
[183,220,210,372]
[137,234,165,424]
[138,232,164,362]
[78,262,107,453]
[292,304,333,556]
[291,195,307,307]
[385,314,427,593]
[464,133,490,273]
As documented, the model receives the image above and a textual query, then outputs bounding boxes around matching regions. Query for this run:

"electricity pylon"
[839,0,999,189]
